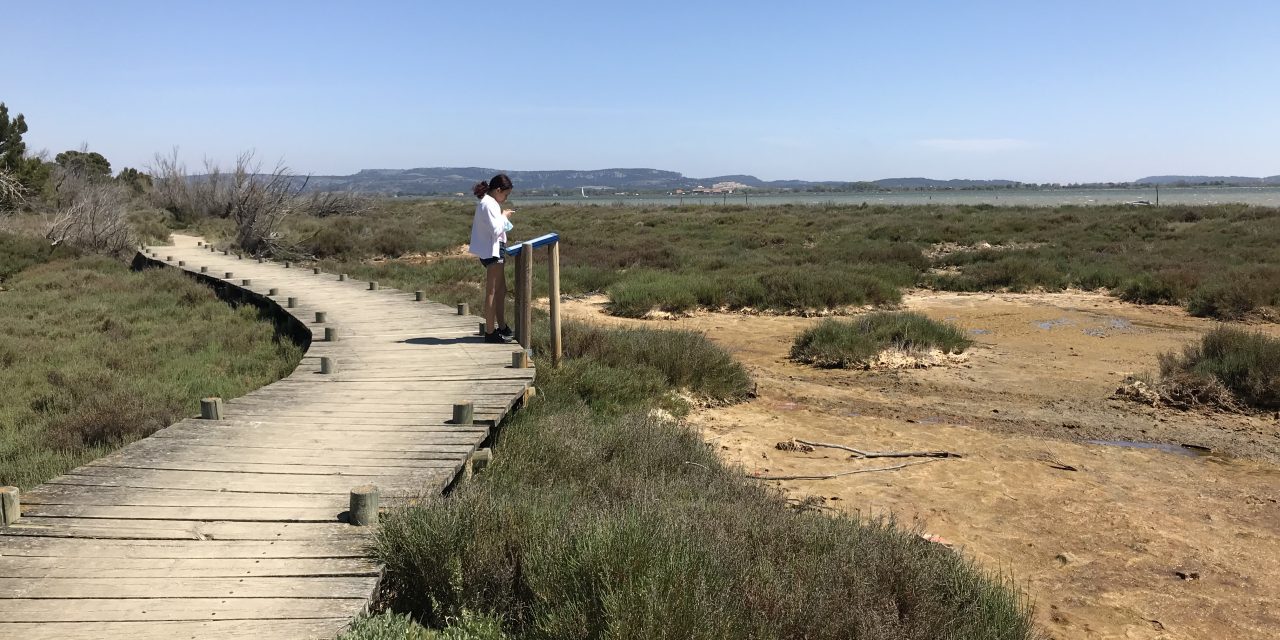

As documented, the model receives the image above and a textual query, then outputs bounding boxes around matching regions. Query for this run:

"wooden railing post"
[518,241,533,348]
[1,486,20,526]
[547,240,562,367]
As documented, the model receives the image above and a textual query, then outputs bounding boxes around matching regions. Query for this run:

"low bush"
[1158,327,1280,409]
[1117,273,1186,305]
[0,238,302,487]
[373,322,1034,639]
[791,312,973,368]
[342,611,506,640]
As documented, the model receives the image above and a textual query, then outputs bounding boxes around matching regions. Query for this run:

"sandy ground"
[559,291,1280,640]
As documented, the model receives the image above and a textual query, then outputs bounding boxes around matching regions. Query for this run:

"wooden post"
[224,272,234,279]
[197,241,203,247]
[241,279,251,286]
[315,312,326,323]
[468,448,493,476]
[287,297,298,308]
[514,249,526,343]
[166,255,173,261]
[349,485,379,526]
[324,327,338,342]
[178,261,185,266]
[452,402,474,425]
[368,281,379,291]
[200,397,223,420]
[339,274,347,281]
[237,253,243,260]
[257,257,265,263]
[457,302,468,316]
[200,266,208,273]
[321,357,336,374]
[415,291,425,301]
[512,350,529,369]
[479,322,487,336]
[285,261,291,269]
[547,241,562,367]
[518,242,533,348]
[1,486,19,526]
[313,267,322,275]
[268,288,279,296]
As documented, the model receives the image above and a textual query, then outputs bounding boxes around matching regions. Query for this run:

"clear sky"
[6,1,1279,183]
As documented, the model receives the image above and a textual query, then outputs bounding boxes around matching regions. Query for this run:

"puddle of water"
[1085,439,1213,458]
[970,328,992,335]
[1034,318,1074,330]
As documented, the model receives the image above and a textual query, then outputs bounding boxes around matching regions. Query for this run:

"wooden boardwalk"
[0,235,535,639]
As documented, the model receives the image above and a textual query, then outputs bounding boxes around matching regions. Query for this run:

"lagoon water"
[506,186,1280,208]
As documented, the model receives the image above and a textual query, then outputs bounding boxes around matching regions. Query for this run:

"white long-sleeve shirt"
[468,194,507,259]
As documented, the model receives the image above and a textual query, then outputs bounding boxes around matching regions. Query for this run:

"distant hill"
[1136,175,1280,185]
[302,167,1025,195]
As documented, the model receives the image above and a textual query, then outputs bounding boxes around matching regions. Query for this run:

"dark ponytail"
[473,173,513,199]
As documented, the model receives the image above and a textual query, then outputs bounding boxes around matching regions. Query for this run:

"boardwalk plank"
[0,619,350,640]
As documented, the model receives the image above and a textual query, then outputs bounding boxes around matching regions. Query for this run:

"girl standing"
[469,173,515,343]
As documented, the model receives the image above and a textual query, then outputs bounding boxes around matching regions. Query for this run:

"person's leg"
[484,262,502,333]
[496,262,508,330]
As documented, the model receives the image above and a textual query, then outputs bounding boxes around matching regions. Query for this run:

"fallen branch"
[751,458,937,481]
[791,439,961,459]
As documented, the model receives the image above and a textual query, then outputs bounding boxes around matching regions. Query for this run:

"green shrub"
[791,312,972,368]
[342,612,507,640]
[1117,274,1185,305]
[1187,280,1258,320]
[1159,327,1280,409]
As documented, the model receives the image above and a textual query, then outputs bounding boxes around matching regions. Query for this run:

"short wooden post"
[339,274,347,281]
[321,357,336,374]
[200,397,223,420]
[287,297,298,308]
[200,266,208,273]
[222,249,229,255]
[237,253,243,260]
[469,448,493,475]
[512,350,529,369]
[284,261,291,269]
[547,241,562,367]
[197,241,204,247]
[224,272,234,279]
[257,257,265,263]
[452,402,474,425]
[457,302,468,316]
[415,291,425,301]
[518,241,533,348]
[178,260,185,266]
[368,281,379,291]
[478,322,487,336]
[313,267,322,275]
[349,485,379,526]
[324,327,338,342]
[166,255,173,261]
[241,279,251,286]
[268,288,279,296]
[315,311,327,323]
[1,486,20,526]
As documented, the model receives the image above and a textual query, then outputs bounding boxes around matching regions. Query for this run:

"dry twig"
[792,438,961,459]
[751,458,938,481]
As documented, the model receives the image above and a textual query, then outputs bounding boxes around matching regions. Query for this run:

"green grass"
[366,322,1035,640]
[791,312,973,368]
[238,200,1279,322]
[1157,327,1280,409]
[343,611,507,640]
[0,233,302,488]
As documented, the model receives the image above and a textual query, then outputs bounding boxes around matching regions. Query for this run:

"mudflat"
[562,291,1280,640]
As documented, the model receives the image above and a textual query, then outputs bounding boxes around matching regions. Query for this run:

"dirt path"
[560,291,1280,640]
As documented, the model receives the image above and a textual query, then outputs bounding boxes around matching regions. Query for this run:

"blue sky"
[7,1,1279,182]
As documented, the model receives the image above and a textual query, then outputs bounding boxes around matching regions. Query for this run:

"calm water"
[505,186,1280,208]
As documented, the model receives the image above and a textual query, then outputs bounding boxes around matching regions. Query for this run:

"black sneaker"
[484,331,513,344]
[498,325,514,338]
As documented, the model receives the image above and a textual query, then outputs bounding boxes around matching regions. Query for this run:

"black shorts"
[480,243,507,267]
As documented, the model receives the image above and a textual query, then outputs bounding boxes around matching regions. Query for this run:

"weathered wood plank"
[0,538,366,559]
[0,555,378,579]
[0,576,378,599]
[0,618,350,640]
[1,518,373,541]
[0,597,368,622]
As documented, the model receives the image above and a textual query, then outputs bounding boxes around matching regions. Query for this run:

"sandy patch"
[559,290,1280,640]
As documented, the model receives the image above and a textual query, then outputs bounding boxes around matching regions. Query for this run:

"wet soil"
[560,290,1280,640]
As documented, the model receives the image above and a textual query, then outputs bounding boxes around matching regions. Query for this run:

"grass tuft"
[791,312,973,368]
[1157,327,1280,409]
